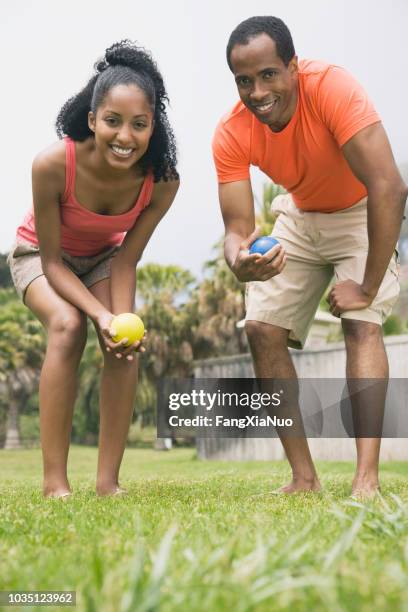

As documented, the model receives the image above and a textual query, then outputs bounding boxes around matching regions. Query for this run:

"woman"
[8,40,179,498]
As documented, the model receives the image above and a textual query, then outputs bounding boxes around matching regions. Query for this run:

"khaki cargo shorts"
[7,241,120,302]
[245,194,400,349]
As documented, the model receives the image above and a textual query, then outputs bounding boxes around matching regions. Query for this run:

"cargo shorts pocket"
[389,249,400,280]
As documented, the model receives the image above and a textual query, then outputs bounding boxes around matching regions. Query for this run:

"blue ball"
[249,236,280,255]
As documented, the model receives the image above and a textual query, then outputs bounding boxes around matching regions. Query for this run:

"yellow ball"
[110,313,145,347]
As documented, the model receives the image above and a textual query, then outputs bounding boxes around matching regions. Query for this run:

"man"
[212,16,407,497]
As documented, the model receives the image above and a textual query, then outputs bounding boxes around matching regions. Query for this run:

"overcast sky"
[1,0,407,277]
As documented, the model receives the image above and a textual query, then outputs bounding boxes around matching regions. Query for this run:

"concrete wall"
[194,335,408,461]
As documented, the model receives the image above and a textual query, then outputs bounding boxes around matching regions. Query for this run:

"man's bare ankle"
[292,473,319,485]
[354,469,379,478]
[278,478,321,494]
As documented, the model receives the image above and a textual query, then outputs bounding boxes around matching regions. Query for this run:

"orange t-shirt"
[212,60,381,212]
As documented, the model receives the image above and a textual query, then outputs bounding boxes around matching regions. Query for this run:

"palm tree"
[189,247,247,358]
[190,180,286,359]
[0,290,45,448]
[254,181,286,235]
[74,263,198,431]
[136,263,197,425]
[136,263,195,304]
[0,253,13,288]
[74,322,103,444]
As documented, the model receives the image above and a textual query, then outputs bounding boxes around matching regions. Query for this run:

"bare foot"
[351,478,380,500]
[112,487,127,496]
[43,487,72,499]
[274,477,322,495]
[96,484,127,497]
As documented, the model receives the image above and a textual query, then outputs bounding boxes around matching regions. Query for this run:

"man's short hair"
[226,16,296,70]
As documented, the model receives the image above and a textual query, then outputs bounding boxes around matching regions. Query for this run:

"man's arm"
[328,122,407,315]
[219,179,286,282]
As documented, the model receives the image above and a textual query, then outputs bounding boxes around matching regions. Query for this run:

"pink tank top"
[17,137,155,256]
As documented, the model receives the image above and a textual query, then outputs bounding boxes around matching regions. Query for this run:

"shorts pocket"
[271,193,292,216]
[11,242,40,259]
[389,249,400,280]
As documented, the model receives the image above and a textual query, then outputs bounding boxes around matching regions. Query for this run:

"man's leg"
[245,320,320,493]
[342,319,388,497]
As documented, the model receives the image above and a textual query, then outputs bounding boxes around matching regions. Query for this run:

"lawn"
[1,447,408,611]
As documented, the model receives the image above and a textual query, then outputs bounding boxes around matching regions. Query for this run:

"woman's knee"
[47,310,87,351]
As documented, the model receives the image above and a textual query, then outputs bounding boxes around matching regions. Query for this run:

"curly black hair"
[55,40,178,182]
[226,16,296,70]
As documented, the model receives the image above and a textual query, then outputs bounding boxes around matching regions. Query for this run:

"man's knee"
[245,320,288,350]
[342,319,382,345]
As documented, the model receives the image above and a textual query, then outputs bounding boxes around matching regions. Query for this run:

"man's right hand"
[232,229,287,282]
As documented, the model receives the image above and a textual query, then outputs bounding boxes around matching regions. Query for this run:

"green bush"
[383,314,404,336]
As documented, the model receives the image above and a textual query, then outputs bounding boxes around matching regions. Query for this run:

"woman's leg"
[88,279,138,495]
[25,277,87,497]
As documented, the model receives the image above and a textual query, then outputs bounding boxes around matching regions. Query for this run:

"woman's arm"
[109,178,180,314]
[32,146,111,321]
[32,147,126,354]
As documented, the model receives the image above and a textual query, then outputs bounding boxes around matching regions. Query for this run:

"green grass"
[1,448,408,611]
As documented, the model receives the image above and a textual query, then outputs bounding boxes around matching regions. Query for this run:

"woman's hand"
[96,311,146,361]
